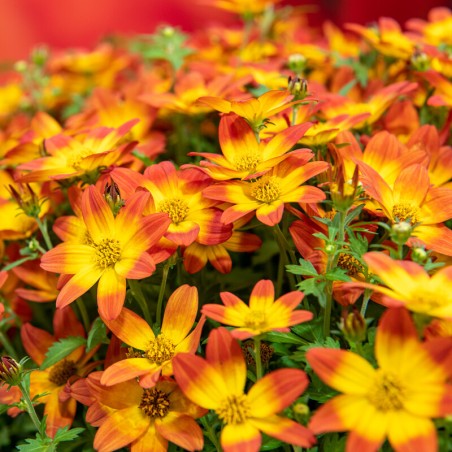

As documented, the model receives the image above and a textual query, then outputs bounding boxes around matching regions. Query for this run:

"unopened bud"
[293,402,310,423]
[411,50,429,72]
[0,357,22,387]
[391,221,412,246]
[288,76,308,101]
[339,309,367,344]
[104,180,124,216]
[7,184,41,218]
[288,53,307,74]
[31,45,49,67]
[411,247,428,264]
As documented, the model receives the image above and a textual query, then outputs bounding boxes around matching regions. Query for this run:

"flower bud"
[104,180,124,216]
[0,356,22,387]
[411,247,428,264]
[339,308,367,344]
[288,76,308,101]
[7,184,41,218]
[390,221,412,246]
[288,53,307,74]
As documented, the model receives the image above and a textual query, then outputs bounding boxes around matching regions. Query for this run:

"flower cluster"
[1,3,452,452]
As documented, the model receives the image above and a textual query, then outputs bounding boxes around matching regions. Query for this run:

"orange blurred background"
[0,0,449,62]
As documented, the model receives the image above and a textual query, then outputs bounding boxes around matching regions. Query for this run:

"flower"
[40,186,171,320]
[306,307,452,451]
[203,153,328,226]
[100,285,205,388]
[87,374,206,452]
[348,251,452,318]
[173,327,316,451]
[202,279,313,339]
[20,307,99,437]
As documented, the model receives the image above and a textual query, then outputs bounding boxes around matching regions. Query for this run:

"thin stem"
[35,217,53,250]
[128,280,152,325]
[291,106,299,126]
[253,336,263,380]
[0,330,18,360]
[156,261,171,328]
[200,417,221,452]
[76,299,90,333]
[272,225,297,293]
[360,288,372,317]
[19,381,42,433]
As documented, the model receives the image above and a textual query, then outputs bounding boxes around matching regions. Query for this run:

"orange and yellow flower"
[173,327,316,452]
[41,186,171,320]
[202,279,313,339]
[203,153,328,226]
[307,307,452,452]
[86,373,206,452]
[101,285,205,388]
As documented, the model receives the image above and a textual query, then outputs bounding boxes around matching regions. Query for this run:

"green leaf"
[16,435,52,452]
[296,278,327,308]
[338,79,357,97]
[286,259,318,277]
[264,331,308,345]
[40,337,86,370]
[86,317,109,352]
[325,267,352,282]
[53,426,85,443]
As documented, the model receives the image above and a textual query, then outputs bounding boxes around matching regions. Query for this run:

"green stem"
[397,243,404,260]
[156,261,171,328]
[200,417,221,452]
[76,299,90,333]
[19,381,42,433]
[35,217,53,250]
[291,106,299,126]
[1,254,39,272]
[0,330,18,360]
[360,288,372,317]
[272,225,297,293]
[253,336,263,379]
[128,280,152,325]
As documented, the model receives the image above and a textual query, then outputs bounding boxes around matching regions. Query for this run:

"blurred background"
[0,0,450,62]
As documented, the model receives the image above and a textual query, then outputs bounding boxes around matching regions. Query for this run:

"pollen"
[244,310,267,330]
[392,203,419,225]
[48,359,77,386]
[217,394,251,425]
[144,334,176,365]
[337,253,364,277]
[158,198,189,224]
[93,238,121,268]
[367,370,405,412]
[250,176,281,203]
[139,388,170,418]
[234,152,261,172]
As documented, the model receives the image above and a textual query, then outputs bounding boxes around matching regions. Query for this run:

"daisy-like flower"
[357,162,452,255]
[348,251,452,318]
[188,113,312,180]
[20,307,99,437]
[173,327,316,452]
[100,285,205,388]
[87,374,206,452]
[203,153,328,226]
[40,186,171,320]
[202,279,313,339]
[307,307,452,452]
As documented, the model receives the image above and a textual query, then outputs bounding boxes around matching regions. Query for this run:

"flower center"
[392,203,419,225]
[158,198,189,224]
[234,153,261,172]
[244,310,267,330]
[93,238,121,268]
[144,334,176,365]
[139,388,170,418]
[337,253,364,277]
[48,359,77,386]
[367,370,405,412]
[217,394,251,425]
[250,176,281,203]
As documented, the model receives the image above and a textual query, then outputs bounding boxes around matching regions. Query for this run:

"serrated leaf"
[16,436,52,452]
[264,331,308,345]
[286,259,318,277]
[40,337,86,370]
[325,267,352,282]
[53,426,85,443]
[86,317,109,352]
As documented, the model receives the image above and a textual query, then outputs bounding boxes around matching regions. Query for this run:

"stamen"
[392,203,419,225]
[368,370,405,412]
[144,334,176,365]
[139,388,170,418]
[93,238,121,268]
[48,359,77,386]
[244,310,267,330]
[158,199,189,224]
[250,176,281,203]
[217,394,250,425]
[234,153,261,172]
[337,254,364,277]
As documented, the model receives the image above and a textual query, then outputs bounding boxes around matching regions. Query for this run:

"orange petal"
[156,412,204,451]
[44,391,76,438]
[104,307,154,350]
[21,323,55,366]
[248,368,309,417]
[220,422,261,452]
[97,268,127,321]
[249,280,274,311]
[162,285,198,345]
[101,358,159,386]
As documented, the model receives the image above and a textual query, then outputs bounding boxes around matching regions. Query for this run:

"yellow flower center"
[93,238,121,268]
[244,310,267,330]
[139,388,170,418]
[217,394,251,425]
[234,153,261,172]
[48,359,77,386]
[144,334,175,365]
[392,203,419,225]
[337,253,364,277]
[368,370,405,412]
[158,198,189,224]
[250,176,281,203]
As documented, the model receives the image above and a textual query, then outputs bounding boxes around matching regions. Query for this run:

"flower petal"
[156,412,204,451]
[101,358,159,386]
[220,422,261,452]
[97,268,126,321]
